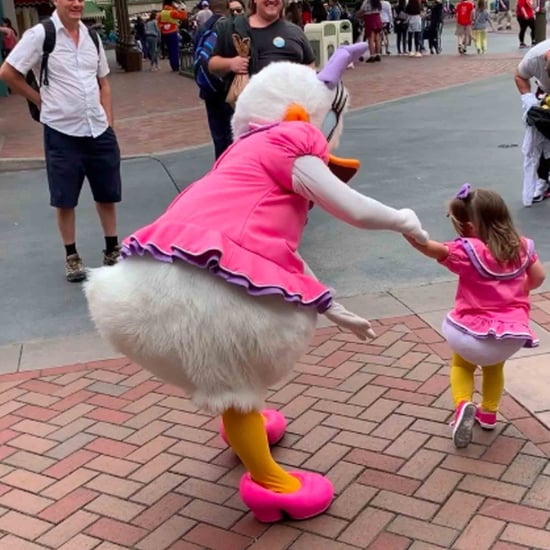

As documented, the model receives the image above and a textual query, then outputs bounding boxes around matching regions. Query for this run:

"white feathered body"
[84,257,317,415]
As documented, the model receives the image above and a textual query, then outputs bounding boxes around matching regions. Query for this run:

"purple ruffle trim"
[446,316,538,348]
[120,240,333,313]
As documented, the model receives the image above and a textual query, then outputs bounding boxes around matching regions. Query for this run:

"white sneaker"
[533,179,549,202]
[415,52,422,57]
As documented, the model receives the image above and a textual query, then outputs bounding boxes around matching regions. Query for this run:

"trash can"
[115,45,143,72]
[535,10,546,44]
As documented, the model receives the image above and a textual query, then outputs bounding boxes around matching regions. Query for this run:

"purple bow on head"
[317,43,369,89]
[456,183,472,200]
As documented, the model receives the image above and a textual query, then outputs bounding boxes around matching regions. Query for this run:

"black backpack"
[26,19,100,122]
[527,106,550,140]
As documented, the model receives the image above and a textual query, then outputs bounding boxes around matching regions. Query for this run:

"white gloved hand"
[399,208,430,245]
[324,301,376,340]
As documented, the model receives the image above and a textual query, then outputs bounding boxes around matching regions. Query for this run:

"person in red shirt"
[455,0,474,54]
[516,0,535,48]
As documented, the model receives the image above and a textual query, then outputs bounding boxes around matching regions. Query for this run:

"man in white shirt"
[0,0,122,282]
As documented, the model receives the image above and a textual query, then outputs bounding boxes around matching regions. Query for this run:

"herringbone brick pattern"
[1,301,550,548]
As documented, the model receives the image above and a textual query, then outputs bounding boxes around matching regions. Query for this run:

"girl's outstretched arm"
[404,235,449,261]
[527,259,546,291]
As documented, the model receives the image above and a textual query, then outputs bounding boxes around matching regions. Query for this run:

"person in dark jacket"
[426,0,443,54]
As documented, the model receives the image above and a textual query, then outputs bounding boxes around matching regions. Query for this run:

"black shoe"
[374,55,381,62]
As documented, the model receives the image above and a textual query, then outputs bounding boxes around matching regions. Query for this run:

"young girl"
[406,184,546,448]
[472,0,494,54]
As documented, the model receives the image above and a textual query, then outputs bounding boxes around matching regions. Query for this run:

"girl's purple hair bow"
[456,183,472,200]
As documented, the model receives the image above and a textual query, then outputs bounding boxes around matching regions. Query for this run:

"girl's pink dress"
[439,237,538,347]
[121,121,333,312]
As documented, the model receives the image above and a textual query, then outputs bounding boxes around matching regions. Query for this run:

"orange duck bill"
[328,155,360,183]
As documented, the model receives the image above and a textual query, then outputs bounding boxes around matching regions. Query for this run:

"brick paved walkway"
[0,52,521,161]
[2,296,550,548]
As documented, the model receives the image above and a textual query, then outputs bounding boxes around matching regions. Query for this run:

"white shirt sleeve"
[292,155,429,242]
[97,39,110,78]
[5,25,44,76]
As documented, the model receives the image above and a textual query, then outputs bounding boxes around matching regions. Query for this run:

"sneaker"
[533,180,550,203]
[103,245,120,266]
[408,51,415,57]
[414,52,422,57]
[65,254,86,282]
[519,43,528,48]
[475,407,497,430]
[451,401,476,448]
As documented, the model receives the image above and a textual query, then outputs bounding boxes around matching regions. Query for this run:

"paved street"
[2,27,550,549]
[0,27,523,165]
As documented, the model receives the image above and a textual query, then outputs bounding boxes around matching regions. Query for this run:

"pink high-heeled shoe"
[240,471,334,523]
[220,409,286,446]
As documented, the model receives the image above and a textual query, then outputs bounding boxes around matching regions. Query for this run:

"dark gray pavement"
[1,71,547,345]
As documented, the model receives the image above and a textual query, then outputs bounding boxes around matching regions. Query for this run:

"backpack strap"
[88,27,100,54]
[39,21,100,88]
[39,19,56,87]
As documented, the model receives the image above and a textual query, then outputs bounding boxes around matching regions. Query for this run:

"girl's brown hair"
[448,188,524,265]
[477,0,485,10]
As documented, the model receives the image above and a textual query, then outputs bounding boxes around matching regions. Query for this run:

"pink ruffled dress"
[438,237,538,347]
[120,121,333,312]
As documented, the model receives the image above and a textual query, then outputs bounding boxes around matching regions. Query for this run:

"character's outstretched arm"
[292,155,429,244]
[298,253,376,340]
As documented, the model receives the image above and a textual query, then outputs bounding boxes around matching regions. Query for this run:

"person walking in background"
[455,0,474,54]
[145,11,161,70]
[359,0,383,61]
[0,0,122,282]
[302,0,313,25]
[426,0,443,54]
[158,1,188,70]
[327,0,343,20]
[311,0,328,21]
[516,0,535,48]
[393,0,408,54]
[0,17,17,59]
[196,0,214,28]
[473,0,494,53]
[380,0,393,54]
[406,0,423,56]
[134,16,148,59]
[405,184,545,449]
[496,0,511,30]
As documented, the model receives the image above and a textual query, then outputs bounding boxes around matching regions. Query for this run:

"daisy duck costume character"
[84,43,429,522]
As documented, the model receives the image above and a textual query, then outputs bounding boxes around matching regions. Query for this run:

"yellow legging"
[222,408,301,493]
[473,29,488,52]
[450,353,504,412]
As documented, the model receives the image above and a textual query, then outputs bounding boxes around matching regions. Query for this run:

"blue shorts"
[44,125,122,209]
